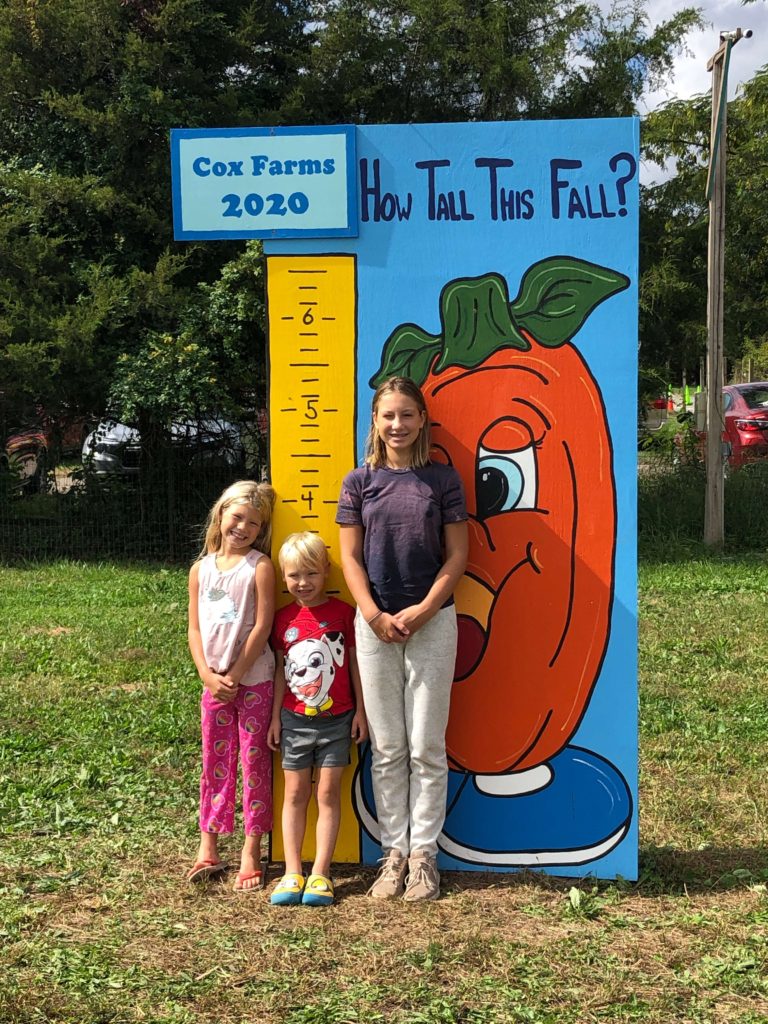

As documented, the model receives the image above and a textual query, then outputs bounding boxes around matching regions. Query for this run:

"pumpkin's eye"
[476,444,537,519]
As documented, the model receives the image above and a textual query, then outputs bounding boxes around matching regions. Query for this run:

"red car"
[677,382,768,471]
[2,427,48,493]
[720,382,768,467]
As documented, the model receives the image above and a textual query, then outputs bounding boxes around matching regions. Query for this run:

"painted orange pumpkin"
[372,257,629,775]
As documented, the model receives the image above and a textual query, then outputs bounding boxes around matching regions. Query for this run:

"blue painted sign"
[264,118,639,881]
[170,125,357,239]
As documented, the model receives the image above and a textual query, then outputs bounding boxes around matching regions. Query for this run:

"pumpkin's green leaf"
[435,274,528,373]
[510,256,630,347]
[369,323,441,388]
[371,260,629,386]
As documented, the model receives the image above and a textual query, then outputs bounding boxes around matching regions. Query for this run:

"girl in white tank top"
[187,481,276,892]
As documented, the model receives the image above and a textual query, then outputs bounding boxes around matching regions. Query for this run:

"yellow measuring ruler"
[267,252,359,862]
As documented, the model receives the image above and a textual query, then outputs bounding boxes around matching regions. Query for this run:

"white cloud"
[637,0,765,183]
[641,0,766,112]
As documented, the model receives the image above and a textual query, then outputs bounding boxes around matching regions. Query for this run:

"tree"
[640,65,768,382]
[0,0,710,437]
[0,0,310,427]
[298,0,701,123]
[550,0,703,118]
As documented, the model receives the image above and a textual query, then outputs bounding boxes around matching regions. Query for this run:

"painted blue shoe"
[439,746,632,868]
[352,742,633,871]
[352,742,381,864]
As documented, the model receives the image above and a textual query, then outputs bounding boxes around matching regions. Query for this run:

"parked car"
[82,417,244,475]
[1,427,48,494]
[720,383,768,467]
[700,383,768,469]
[680,382,768,471]
[1,395,93,494]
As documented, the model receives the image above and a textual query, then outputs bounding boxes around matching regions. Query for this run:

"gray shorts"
[280,708,353,771]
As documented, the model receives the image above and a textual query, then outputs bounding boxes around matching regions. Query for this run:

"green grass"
[1,558,767,1023]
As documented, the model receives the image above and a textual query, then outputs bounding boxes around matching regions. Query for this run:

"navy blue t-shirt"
[336,463,467,614]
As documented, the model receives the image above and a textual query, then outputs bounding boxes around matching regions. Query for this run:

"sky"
[641,0,765,111]
[636,0,765,181]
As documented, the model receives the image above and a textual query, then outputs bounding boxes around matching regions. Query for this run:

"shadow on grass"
[260,850,766,907]
[639,541,768,567]
[635,843,768,895]
[320,844,768,900]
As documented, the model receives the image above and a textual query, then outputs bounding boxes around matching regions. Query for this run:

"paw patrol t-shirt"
[272,598,356,717]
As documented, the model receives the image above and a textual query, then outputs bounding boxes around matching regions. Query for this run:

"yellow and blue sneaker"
[302,873,334,907]
[270,873,305,906]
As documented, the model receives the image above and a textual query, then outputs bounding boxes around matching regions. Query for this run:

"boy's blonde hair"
[278,531,330,575]
[199,480,275,559]
[364,375,431,469]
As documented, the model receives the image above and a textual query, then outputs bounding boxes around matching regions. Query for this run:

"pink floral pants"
[199,681,273,836]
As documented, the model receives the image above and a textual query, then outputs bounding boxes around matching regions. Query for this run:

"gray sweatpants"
[355,605,458,857]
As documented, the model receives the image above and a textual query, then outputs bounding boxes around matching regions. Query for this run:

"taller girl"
[187,481,276,891]
[337,377,468,901]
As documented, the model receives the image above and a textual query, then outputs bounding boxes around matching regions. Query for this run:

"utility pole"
[704,28,751,547]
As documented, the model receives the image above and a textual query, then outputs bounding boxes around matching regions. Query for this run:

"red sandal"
[187,859,226,883]
[233,869,264,892]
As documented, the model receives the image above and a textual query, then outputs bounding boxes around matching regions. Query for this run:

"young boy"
[267,532,367,906]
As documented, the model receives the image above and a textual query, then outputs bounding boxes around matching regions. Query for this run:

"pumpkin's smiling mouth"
[455,614,485,680]
[453,573,493,681]
[453,543,542,682]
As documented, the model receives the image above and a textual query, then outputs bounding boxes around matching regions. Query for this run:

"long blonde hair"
[199,480,275,559]
[364,376,431,469]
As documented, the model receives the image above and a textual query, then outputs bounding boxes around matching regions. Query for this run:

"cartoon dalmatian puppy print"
[283,630,346,715]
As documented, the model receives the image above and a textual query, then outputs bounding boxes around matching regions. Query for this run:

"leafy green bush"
[639,411,698,458]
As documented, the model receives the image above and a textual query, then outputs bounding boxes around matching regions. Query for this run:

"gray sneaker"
[367,849,408,899]
[403,851,440,902]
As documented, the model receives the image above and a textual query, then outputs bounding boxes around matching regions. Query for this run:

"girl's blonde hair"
[278,531,330,575]
[199,480,275,559]
[364,376,431,469]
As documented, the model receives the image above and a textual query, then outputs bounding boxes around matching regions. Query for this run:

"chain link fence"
[638,402,768,550]
[0,417,267,564]
[3,410,768,562]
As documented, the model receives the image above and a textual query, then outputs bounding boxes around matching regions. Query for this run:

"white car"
[82,417,243,475]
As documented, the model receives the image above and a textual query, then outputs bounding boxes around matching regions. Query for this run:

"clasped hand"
[204,667,239,702]
[373,605,429,643]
